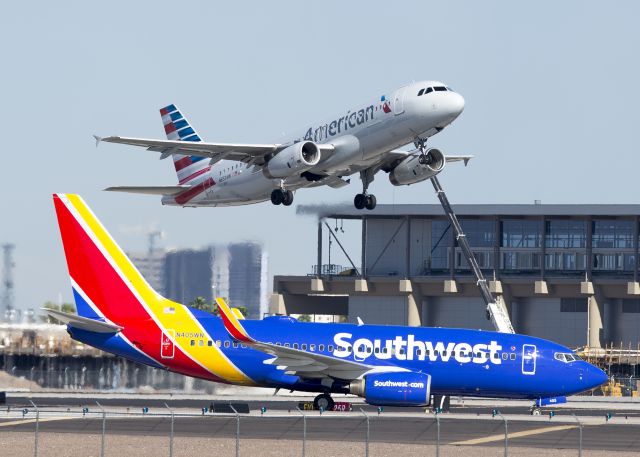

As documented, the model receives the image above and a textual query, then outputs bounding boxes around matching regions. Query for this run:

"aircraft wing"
[215,298,372,380]
[379,149,474,171]
[96,135,335,165]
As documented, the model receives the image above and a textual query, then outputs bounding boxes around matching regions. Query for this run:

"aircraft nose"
[438,92,465,124]
[584,364,608,389]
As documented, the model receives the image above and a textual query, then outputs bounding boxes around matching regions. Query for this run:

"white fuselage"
[163,81,464,207]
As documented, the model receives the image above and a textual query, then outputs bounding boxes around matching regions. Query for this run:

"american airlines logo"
[300,104,377,143]
[333,333,502,365]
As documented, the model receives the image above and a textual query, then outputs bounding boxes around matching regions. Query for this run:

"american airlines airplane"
[50,194,607,412]
[97,81,470,210]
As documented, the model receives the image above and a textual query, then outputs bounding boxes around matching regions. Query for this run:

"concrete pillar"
[269,293,286,315]
[310,278,324,292]
[588,293,604,348]
[407,293,422,327]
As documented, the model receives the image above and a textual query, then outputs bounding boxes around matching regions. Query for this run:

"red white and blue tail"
[159,104,209,184]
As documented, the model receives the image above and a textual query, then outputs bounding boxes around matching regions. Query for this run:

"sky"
[1,1,639,312]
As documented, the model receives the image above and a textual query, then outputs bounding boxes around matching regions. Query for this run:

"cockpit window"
[434,86,447,92]
[554,352,578,363]
[418,88,425,96]
[425,87,433,94]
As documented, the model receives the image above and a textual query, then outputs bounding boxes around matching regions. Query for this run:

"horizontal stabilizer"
[44,309,123,333]
[104,186,189,196]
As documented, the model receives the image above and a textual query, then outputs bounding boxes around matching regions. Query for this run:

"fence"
[4,402,626,457]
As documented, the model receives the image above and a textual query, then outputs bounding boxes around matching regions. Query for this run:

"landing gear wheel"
[365,194,377,210]
[313,393,334,411]
[354,193,367,210]
[282,190,294,206]
[531,407,541,416]
[270,189,284,205]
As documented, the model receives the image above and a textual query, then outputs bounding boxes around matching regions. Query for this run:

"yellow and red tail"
[53,194,253,384]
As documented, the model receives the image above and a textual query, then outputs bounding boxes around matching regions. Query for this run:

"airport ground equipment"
[429,175,515,334]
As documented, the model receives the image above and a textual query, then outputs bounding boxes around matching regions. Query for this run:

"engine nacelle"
[389,148,445,186]
[263,141,321,179]
[349,371,431,407]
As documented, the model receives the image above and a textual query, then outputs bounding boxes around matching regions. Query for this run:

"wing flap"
[215,297,371,380]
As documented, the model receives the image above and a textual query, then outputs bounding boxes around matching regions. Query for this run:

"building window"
[545,220,586,249]
[460,219,495,247]
[622,300,640,313]
[560,298,588,312]
[592,220,634,249]
[501,219,542,248]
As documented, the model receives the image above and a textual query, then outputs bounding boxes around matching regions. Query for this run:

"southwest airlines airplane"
[50,194,607,412]
[97,81,471,210]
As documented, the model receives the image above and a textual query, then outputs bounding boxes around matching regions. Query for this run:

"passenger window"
[319,344,325,352]
[502,353,508,360]
[328,345,334,352]
[301,344,307,350]
[224,341,230,348]
[199,340,204,347]
[418,88,425,96]
[284,343,290,348]
[417,350,422,356]
[232,342,238,348]
[190,340,195,346]
[241,344,247,348]
[310,344,316,351]
[425,87,433,94]
[216,340,221,347]
[510,353,516,360]
[374,347,380,354]
[293,343,299,349]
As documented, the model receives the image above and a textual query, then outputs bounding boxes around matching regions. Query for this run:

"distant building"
[228,242,268,319]
[128,251,166,296]
[130,242,266,316]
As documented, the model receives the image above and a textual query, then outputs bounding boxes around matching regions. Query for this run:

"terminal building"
[272,204,640,351]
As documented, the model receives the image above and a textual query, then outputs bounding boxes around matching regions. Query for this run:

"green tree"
[40,301,77,324]
[187,297,249,318]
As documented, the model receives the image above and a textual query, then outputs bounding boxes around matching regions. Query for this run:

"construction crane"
[429,177,515,334]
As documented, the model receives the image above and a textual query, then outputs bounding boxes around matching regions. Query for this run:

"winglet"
[92,135,102,147]
[215,298,253,343]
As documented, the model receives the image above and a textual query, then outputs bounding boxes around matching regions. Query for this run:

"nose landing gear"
[354,169,376,210]
[271,188,294,206]
[414,137,431,165]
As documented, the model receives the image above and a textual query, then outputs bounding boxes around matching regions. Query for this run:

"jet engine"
[389,148,445,186]
[263,141,321,179]
[349,371,431,407]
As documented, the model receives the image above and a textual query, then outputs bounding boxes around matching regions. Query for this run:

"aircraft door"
[522,344,537,375]
[393,87,406,115]
[161,329,175,359]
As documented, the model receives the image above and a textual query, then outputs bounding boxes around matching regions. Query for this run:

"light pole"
[435,411,440,457]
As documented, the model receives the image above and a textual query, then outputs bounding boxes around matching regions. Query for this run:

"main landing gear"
[354,169,376,210]
[313,393,335,411]
[271,188,294,206]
